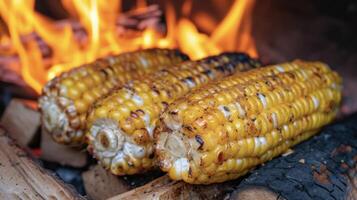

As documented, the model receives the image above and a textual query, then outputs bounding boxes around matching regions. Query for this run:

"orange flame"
[211,0,257,57]
[0,0,257,93]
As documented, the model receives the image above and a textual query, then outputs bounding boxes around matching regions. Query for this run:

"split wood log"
[40,126,87,167]
[0,99,40,147]
[0,128,83,199]
[231,113,357,200]
[82,164,164,200]
[107,175,181,200]
[108,175,240,200]
[82,165,130,200]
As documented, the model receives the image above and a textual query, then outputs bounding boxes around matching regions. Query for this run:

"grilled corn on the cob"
[155,60,342,184]
[39,48,189,145]
[86,53,260,175]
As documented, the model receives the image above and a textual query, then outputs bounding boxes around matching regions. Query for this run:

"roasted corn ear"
[86,53,260,175]
[39,48,189,145]
[155,60,342,184]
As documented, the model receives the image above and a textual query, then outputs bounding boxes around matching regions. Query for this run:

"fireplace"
[0,0,356,199]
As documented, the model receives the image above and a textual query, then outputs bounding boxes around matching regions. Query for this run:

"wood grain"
[108,175,239,200]
[82,165,130,200]
[0,99,40,147]
[40,126,87,168]
[0,128,83,199]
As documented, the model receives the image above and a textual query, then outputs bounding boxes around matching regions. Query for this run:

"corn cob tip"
[155,131,187,175]
[39,94,82,144]
[39,75,85,145]
[155,107,206,180]
[87,119,148,175]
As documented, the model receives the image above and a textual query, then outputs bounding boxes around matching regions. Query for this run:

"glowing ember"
[0,0,257,93]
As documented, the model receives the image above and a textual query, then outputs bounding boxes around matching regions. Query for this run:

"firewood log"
[0,128,83,199]
[108,175,240,200]
[0,99,40,147]
[82,164,164,200]
[82,165,130,200]
[40,126,87,167]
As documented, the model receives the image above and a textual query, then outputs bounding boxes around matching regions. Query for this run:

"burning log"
[0,57,26,87]
[0,128,83,199]
[230,114,357,200]
[0,99,40,147]
[116,5,164,34]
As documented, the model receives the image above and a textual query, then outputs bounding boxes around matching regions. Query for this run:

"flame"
[0,0,257,93]
[177,19,221,59]
[211,0,257,57]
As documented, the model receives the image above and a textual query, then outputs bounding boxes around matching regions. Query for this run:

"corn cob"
[86,53,260,175]
[155,60,342,184]
[39,48,189,145]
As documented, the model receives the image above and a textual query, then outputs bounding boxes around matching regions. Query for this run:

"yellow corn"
[39,48,189,145]
[155,60,342,184]
[86,53,260,175]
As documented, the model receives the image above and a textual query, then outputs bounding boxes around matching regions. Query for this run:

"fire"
[0,0,257,93]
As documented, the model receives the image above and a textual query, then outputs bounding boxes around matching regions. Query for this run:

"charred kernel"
[136,109,145,115]
[133,129,150,144]
[130,111,139,119]
[148,152,155,159]
[195,135,204,150]
[195,117,207,128]
[183,125,194,132]
[162,102,169,109]
[217,152,224,164]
